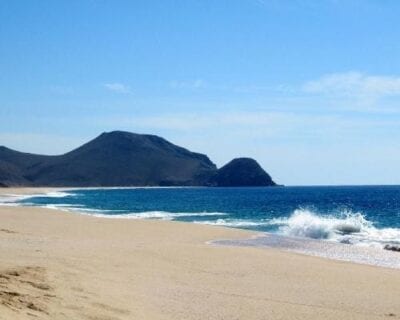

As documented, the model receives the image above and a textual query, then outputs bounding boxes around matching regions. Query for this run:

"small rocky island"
[0,131,277,187]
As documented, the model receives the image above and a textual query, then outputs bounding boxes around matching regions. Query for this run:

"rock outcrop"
[212,158,276,187]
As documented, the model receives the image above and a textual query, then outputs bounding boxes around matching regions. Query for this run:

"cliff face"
[0,131,277,187]
[211,158,276,187]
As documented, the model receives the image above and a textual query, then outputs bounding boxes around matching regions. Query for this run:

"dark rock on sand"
[384,244,400,252]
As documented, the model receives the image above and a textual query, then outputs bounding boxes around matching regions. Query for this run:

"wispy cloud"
[302,72,400,107]
[96,111,400,140]
[100,112,296,131]
[103,82,132,94]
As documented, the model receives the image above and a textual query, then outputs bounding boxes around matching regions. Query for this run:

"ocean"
[5,186,400,268]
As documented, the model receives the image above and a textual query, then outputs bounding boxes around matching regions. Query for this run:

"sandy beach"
[0,188,399,319]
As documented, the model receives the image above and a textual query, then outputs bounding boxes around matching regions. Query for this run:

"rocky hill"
[0,131,277,187]
[211,158,276,187]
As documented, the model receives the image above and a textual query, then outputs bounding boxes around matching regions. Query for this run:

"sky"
[1,0,400,186]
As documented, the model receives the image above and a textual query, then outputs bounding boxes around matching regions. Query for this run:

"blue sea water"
[13,186,400,251]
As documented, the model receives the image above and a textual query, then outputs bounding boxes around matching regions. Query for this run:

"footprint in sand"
[0,266,55,317]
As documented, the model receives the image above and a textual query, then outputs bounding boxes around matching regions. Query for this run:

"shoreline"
[1,188,400,319]
[2,187,400,270]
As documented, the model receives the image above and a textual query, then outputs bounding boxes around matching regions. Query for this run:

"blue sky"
[1,0,400,185]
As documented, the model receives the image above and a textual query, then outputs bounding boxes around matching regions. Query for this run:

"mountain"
[0,131,277,187]
[0,146,49,186]
[211,158,276,187]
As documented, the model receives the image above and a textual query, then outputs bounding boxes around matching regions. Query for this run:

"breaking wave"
[196,209,400,249]
[273,209,400,248]
[0,191,76,206]
[42,191,77,198]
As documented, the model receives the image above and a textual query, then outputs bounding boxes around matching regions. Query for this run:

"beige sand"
[0,188,399,320]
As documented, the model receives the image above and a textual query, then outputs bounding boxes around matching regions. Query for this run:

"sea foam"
[195,218,271,228]
[85,211,227,220]
[39,205,228,220]
[273,209,400,248]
